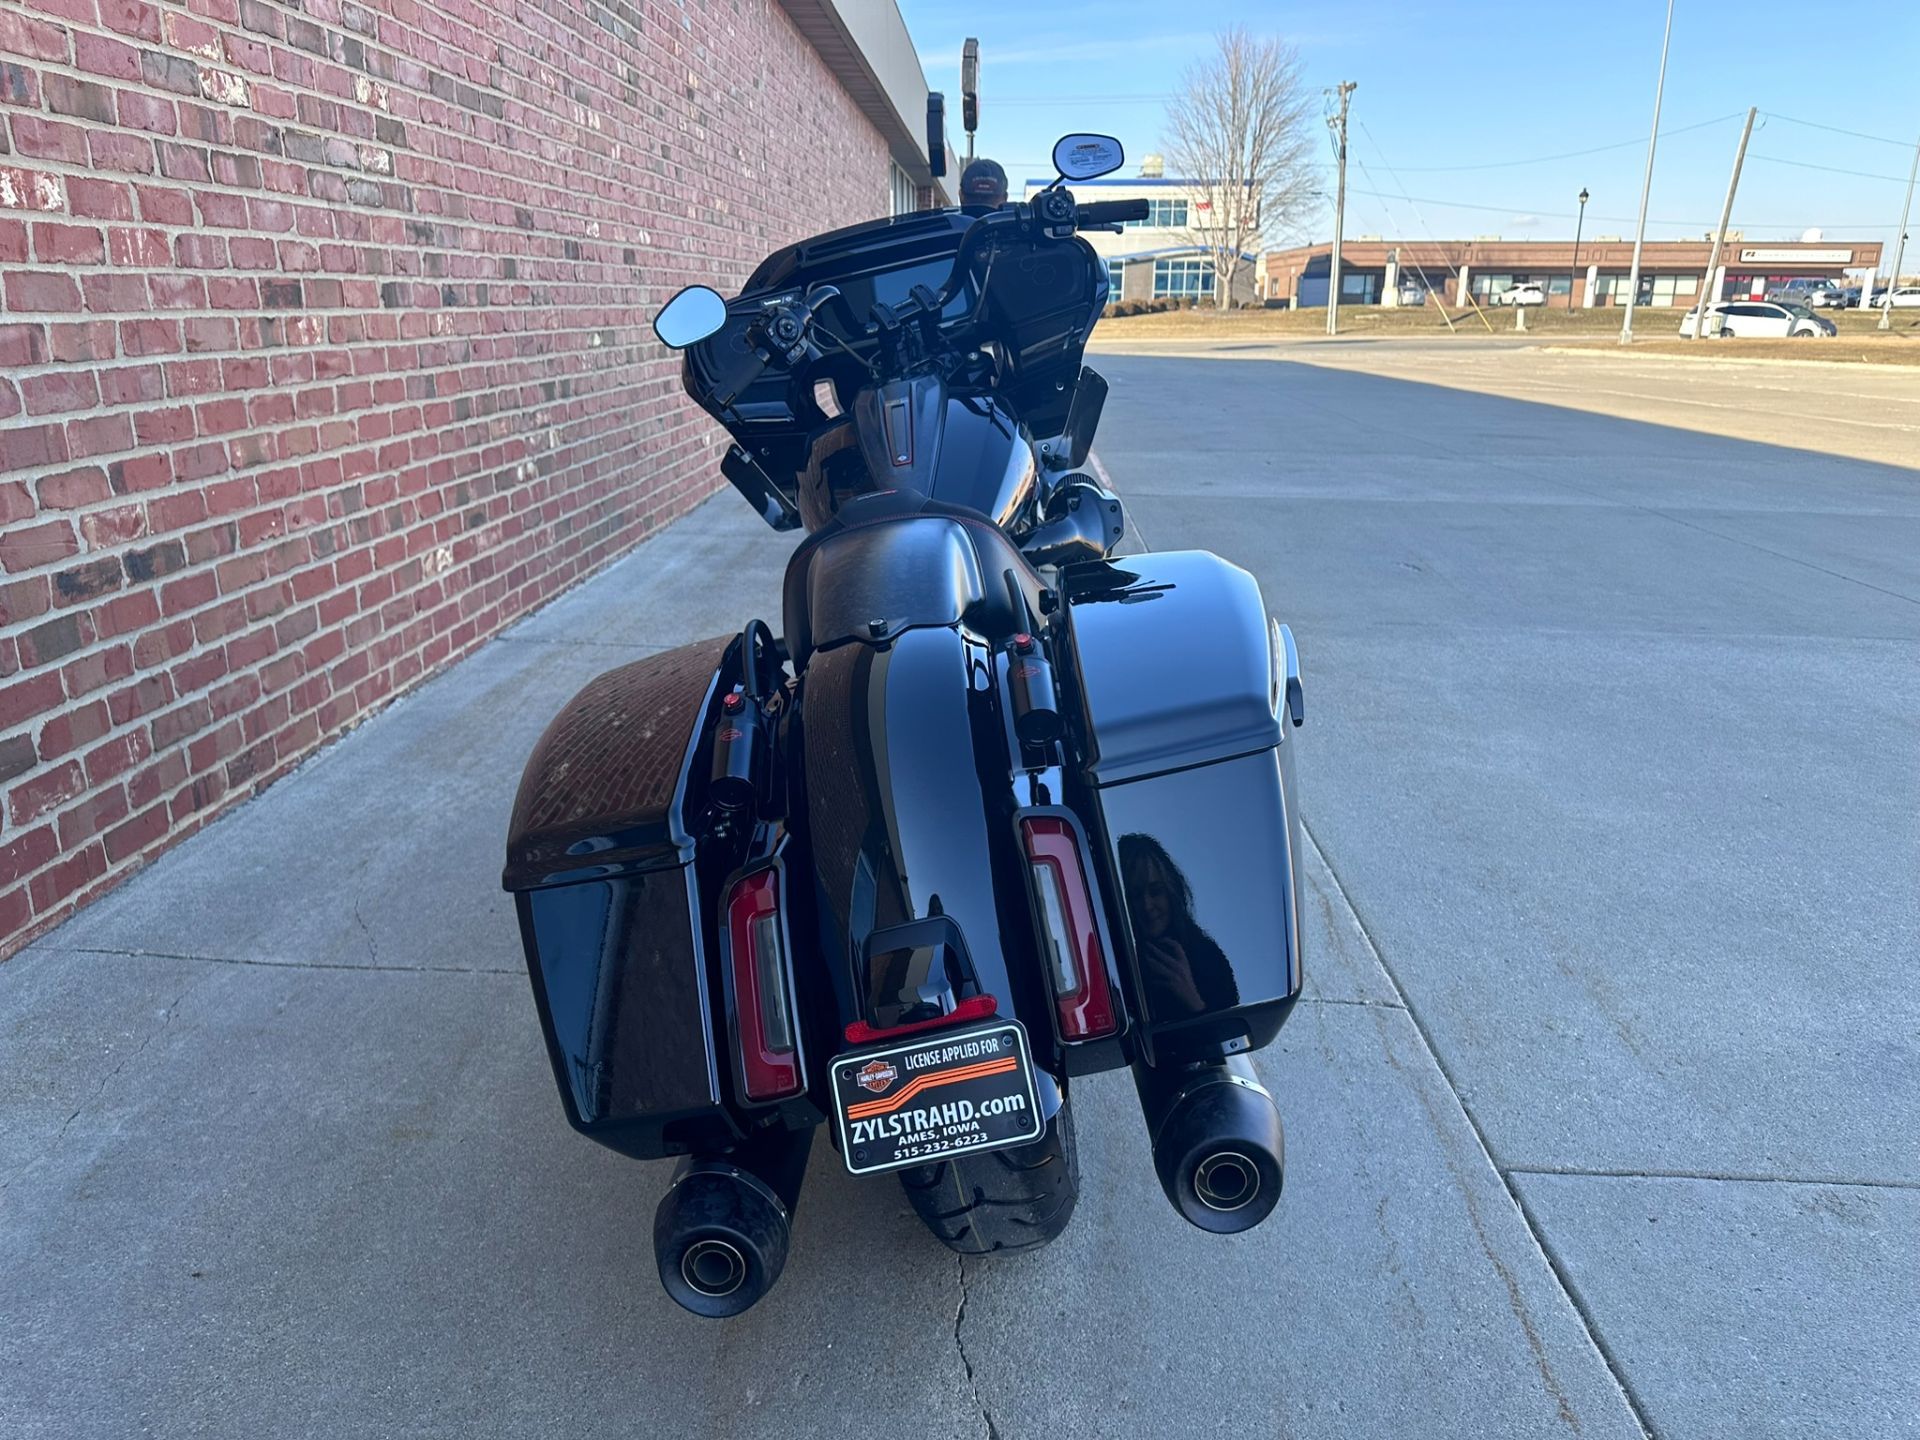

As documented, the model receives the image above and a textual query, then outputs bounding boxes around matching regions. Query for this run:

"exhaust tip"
[681,1238,748,1298]
[1194,1150,1262,1213]
[654,1164,792,1319]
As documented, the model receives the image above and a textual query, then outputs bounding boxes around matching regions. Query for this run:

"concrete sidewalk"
[3,497,1644,1438]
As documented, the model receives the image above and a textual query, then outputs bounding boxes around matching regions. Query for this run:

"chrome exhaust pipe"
[653,1129,811,1318]
[1133,1054,1284,1234]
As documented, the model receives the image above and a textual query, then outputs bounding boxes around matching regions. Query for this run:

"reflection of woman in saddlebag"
[1119,834,1239,1018]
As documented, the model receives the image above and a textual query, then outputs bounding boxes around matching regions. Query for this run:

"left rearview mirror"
[1052,133,1124,182]
[653,285,727,350]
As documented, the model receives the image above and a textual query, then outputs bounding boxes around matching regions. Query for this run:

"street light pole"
[1569,187,1588,314]
[1878,135,1917,331]
[1620,0,1675,345]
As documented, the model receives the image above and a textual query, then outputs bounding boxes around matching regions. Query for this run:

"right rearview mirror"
[1052,133,1124,182]
[653,286,727,350]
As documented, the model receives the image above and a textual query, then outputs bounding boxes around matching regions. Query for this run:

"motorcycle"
[502,134,1307,1318]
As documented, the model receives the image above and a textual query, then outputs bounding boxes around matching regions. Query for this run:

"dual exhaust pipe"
[653,1054,1283,1319]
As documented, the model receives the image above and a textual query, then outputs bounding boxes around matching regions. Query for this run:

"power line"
[988,92,1173,107]
[1764,113,1913,149]
[1747,153,1913,183]
[1383,111,1745,172]
[1341,185,1890,233]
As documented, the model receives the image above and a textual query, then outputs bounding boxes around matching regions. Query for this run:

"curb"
[1536,345,1915,373]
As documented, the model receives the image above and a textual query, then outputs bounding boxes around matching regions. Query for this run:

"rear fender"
[789,624,1061,1080]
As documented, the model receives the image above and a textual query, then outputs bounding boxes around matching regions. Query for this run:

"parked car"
[1804,283,1852,309]
[1764,280,1823,303]
[1678,301,1837,338]
[1492,281,1546,307]
[1869,285,1920,308]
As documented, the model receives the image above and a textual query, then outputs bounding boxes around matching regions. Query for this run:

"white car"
[1678,301,1836,338]
[1869,286,1920,308]
[1493,282,1547,307]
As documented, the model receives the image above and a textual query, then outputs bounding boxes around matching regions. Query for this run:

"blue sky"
[898,0,1917,263]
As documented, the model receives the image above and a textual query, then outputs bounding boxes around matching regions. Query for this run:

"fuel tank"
[849,377,1035,529]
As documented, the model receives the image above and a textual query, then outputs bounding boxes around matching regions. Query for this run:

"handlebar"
[1075,198,1150,226]
[713,190,1129,405]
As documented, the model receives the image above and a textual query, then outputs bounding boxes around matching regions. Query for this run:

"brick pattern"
[0,0,895,956]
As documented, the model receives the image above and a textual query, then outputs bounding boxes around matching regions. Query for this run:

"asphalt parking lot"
[3,339,1915,1438]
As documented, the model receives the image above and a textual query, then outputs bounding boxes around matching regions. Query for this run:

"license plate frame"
[830,1021,1044,1177]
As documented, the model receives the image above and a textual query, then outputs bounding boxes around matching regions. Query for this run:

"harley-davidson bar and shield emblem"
[856,1060,897,1094]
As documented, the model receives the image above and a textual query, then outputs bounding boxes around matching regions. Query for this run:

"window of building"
[1125,198,1189,229]
[889,162,916,217]
[1153,256,1214,298]
[1106,259,1126,297]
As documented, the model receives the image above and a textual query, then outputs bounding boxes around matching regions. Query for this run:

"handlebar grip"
[1078,199,1149,226]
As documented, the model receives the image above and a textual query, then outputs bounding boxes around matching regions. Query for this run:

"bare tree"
[1163,29,1316,309]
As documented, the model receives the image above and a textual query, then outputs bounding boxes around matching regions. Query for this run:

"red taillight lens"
[1020,815,1117,1041]
[725,868,803,1101]
[843,992,997,1047]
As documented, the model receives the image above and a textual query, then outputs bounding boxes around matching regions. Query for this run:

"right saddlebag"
[1059,552,1305,1066]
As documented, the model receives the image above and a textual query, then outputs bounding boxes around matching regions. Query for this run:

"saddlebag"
[1060,552,1305,1066]
[502,636,742,1160]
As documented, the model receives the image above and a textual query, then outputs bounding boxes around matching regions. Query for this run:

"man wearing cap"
[959,158,1009,212]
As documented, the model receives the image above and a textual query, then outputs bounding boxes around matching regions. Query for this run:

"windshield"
[1783,303,1814,319]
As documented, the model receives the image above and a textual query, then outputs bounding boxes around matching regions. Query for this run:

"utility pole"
[1326,81,1356,337]
[1879,135,1917,331]
[1693,106,1757,340]
[1620,0,1675,345]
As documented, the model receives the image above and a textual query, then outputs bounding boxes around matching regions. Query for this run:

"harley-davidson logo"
[856,1060,897,1094]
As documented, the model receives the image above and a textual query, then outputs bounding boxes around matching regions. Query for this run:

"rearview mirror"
[653,285,727,349]
[1052,134,1123,182]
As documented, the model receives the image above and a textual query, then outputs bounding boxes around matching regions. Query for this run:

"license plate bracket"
[830,1021,1044,1176]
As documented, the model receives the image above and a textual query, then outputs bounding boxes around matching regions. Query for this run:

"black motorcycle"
[503,135,1307,1318]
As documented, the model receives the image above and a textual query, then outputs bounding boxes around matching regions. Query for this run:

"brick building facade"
[0,0,942,957]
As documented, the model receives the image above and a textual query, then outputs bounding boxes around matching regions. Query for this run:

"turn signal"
[725,869,803,1101]
[1020,815,1117,1041]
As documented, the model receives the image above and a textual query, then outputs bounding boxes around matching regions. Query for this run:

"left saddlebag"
[502,636,742,1161]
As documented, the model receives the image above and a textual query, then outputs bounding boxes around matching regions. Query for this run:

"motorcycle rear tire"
[898,1104,1079,1256]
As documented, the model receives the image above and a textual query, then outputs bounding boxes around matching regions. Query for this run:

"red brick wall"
[0,0,896,957]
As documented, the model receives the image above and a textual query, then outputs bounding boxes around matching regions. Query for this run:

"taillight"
[843,993,997,1047]
[725,868,802,1101]
[1020,815,1117,1041]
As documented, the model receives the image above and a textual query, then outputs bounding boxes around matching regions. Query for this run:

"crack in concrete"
[1304,822,1654,1440]
[0,971,203,1196]
[952,1254,1002,1440]
[351,893,379,967]
[36,944,522,977]
[1509,1165,1920,1192]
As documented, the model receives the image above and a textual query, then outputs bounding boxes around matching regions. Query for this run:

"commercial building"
[1028,173,1261,306]
[0,0,945,957]
[1262,236,1886,309]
